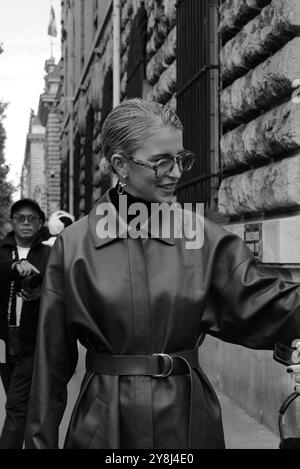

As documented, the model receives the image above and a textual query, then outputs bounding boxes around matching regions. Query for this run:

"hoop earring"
[117,179,127,195]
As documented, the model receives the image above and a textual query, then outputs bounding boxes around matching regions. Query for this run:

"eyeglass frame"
[11,214,41,224]
[120,150,197,179]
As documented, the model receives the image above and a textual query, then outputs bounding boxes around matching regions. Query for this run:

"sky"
[0,0,61,200]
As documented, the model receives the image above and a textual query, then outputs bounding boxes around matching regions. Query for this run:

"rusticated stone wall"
[219,153,300,214]
[221,37,300,128]
[219,0,271,40]
[221,99,300,169]
[218,0,300,216]
[121,0,171,94]
[120,0,177,107]
[220,0,300,85]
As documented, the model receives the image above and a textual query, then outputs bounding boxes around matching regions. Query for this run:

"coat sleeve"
[0,260,15,283]
[25,236,78,449]
[203,232,300,350]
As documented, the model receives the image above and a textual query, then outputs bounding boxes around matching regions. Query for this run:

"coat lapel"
[88,189,177,248]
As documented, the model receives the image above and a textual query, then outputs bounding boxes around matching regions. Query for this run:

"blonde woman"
[26,99,300,449]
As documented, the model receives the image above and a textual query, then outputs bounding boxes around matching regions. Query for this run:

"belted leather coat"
[25,189,300,449]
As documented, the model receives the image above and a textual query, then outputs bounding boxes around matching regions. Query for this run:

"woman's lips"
[157,184,177,192]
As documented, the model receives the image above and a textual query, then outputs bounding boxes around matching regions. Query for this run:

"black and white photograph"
[1,0,300,453]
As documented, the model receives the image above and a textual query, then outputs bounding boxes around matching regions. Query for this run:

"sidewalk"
[218,391,279,449]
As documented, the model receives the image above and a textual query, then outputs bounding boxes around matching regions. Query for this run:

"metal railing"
[126,4,147,98]
[176,0,221,209]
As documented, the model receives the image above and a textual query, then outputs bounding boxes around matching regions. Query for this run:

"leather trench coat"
[25,190,300,449]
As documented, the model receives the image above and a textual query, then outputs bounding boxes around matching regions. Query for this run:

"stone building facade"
[205,0,300,436]
[58,0,300,436]
[38,57,62,218]
[21,58,62,220]
[59,0,216,219]
[218,0,300,266]
[21,112,47,215]
[59,1,300,253]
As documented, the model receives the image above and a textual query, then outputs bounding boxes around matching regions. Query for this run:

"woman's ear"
[111,154,129,179]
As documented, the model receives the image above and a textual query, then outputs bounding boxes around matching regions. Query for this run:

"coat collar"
[88,189,176,248]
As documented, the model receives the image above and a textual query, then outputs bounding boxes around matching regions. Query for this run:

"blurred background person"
[43,210,74,247]
[0,198,51,449]
[38,210,51,243]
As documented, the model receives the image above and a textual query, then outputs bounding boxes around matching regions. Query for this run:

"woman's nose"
[169,160,182,179]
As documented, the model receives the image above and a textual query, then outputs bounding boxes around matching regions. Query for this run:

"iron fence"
[176,0,221,210]
[126,3,147,98]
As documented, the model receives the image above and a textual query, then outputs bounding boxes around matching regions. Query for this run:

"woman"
[25,99,300,449]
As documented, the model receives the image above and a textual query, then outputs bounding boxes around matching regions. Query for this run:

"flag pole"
[49,0,54,58]
[50,0,52,57]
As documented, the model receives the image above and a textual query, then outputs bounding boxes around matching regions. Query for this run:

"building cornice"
[38,93,58,126]
[28,133,45,141]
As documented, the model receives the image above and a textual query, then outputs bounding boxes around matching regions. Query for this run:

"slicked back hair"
[101,99,183,167]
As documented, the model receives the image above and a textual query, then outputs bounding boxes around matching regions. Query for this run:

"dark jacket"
[25,189,300,449]
[0,232,51,355]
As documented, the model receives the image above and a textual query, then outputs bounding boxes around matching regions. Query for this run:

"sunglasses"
[12,215,40,224]
[123,150,196,179]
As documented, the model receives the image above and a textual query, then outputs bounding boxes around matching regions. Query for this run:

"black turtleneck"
[109,185,153,225]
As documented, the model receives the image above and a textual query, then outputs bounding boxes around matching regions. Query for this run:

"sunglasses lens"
[13,215,38,223]
[157,160,175,178]
[180,155,195,171]
[156,152,196,177]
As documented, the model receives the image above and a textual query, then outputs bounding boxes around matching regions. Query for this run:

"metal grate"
[176,0,221,210]
[84,107,95,213]
[73,132,81,220]
[126,3,147,98]
[99,66,113,196]
[60,156,70,213]
[100,66,113,126]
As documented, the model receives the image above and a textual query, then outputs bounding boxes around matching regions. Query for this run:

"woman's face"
[124,126,183,203]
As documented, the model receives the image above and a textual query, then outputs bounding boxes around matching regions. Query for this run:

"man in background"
[0,198,51,449]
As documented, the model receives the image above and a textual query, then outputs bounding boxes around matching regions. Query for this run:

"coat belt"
[85,349,205,449]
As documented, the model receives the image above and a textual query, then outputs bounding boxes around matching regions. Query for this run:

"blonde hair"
[100,99,183,170]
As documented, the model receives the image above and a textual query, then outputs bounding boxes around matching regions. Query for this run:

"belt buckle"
[152,353,174,377]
